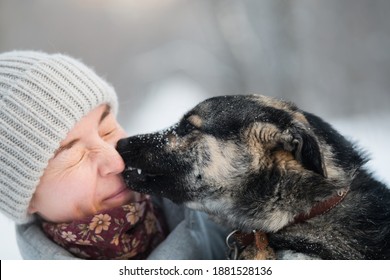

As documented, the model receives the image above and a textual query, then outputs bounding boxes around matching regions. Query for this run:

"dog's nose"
[116,138,129,154]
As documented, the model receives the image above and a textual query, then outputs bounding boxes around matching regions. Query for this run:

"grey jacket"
[16,199,229,260]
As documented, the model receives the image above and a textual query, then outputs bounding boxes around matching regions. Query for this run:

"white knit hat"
[0,51,118,224]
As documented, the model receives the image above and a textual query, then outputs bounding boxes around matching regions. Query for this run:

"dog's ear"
[280,125,327,177]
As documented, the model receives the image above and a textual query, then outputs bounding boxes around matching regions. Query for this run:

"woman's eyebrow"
[99,105,111,125]
[54,139,79,157]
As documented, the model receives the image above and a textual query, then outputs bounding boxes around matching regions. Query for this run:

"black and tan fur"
[117,95,390,259]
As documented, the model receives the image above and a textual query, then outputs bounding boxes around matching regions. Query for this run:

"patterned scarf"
[42,196,166,259]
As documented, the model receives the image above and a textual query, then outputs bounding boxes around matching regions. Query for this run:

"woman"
[0,51,227,259]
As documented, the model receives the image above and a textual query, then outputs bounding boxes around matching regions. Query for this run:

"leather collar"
[292,187,349,224]
[227,187,350,259]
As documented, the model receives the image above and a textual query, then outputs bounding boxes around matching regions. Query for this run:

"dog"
[117,94,390,259]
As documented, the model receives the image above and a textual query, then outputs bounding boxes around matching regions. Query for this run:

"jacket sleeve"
[147,198,230,260]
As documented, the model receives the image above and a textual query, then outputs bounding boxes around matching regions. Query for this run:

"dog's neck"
[228,187,350,259]
[291,186,349,225]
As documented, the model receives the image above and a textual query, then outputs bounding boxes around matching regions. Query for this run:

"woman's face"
[28,104,138,223]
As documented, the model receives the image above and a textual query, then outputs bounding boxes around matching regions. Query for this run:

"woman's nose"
[98,142,125,176]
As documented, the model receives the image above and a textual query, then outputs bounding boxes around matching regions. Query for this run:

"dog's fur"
[117,94,390,259]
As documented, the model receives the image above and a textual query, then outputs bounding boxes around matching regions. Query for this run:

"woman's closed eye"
[101,128,116,138]
[99,112,120,140]
[60,146,86,167]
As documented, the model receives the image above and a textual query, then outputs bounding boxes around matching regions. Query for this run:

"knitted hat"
[0,51,118,224]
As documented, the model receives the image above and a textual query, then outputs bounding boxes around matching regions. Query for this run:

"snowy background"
[1,0,390,259]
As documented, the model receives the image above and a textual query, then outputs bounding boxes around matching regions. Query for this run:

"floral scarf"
[42,196,166,259]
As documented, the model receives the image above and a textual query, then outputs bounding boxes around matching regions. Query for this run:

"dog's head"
[117,95,363,231]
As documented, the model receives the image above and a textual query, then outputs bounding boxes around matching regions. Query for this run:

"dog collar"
[292,187,350,224]
[226,187,350,259]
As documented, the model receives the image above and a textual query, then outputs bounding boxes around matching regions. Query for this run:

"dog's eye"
[177,119,197,136]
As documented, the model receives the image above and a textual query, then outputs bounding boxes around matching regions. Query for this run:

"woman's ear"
[280,125,328,177]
